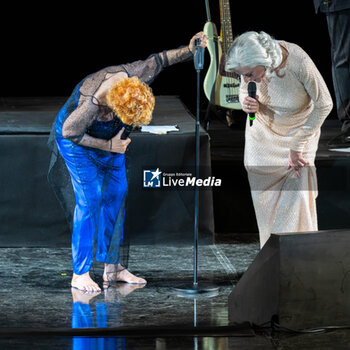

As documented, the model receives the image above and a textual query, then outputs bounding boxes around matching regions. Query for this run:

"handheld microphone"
[194,38,205,71]
[248,82,257,127]
[120,124,133,140]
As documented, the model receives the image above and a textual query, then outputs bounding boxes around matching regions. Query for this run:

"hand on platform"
[110,128,131,153]
[288,149,309,178]
[189,32,208,54]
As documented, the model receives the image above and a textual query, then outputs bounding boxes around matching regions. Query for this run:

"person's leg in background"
[326,9,350,147]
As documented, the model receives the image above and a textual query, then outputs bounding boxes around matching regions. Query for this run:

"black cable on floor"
[270,320,350,335]
[0,325,255,339]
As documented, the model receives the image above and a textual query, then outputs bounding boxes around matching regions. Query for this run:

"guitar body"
[214,66,241,110]
[203,0,242,110]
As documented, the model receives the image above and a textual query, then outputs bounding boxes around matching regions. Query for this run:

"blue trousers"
[57,138,128,275]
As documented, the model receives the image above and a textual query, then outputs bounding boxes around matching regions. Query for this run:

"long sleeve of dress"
[289,47,333,152]
[123,46,193,84]
[61,95,100,144]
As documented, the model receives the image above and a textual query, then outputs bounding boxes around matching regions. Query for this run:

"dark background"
[2,1,334,117]
[0,2,342,239]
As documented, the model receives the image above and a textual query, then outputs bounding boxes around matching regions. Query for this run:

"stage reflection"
[71,283,145,350]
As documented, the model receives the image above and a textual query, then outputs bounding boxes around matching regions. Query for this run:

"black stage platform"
[1,97,350,349]
[0,96,214,247]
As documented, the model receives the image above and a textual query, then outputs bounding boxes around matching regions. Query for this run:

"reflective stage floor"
[2,243,350,349]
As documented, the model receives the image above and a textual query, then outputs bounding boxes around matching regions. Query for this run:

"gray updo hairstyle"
[225,31,283,75]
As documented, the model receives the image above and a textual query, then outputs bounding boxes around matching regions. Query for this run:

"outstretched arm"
[123,32,207,84]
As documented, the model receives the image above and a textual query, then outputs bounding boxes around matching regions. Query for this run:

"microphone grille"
[248,81,257,95]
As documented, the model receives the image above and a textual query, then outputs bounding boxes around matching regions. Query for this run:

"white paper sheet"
[140,125,179,135]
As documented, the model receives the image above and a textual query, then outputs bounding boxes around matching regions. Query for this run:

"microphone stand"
[173,39,219,296]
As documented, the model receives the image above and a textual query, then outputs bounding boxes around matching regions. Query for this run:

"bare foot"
[103,263,147,285]
[71,272,101,292]
[71,288,101,304]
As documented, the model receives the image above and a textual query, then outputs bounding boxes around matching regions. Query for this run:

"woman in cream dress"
[225,31,333,248]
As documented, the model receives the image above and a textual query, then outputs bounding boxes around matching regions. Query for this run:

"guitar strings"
[220,0,240,105]
[221,0,236,100]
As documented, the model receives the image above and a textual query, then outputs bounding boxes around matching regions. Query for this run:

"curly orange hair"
[106,76,155,126]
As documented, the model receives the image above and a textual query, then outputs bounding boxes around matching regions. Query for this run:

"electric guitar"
[203,0,241,110]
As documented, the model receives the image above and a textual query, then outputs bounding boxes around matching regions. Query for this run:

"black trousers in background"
[326,9,350,132]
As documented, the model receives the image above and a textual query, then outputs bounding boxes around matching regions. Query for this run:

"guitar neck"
[220,0,234,54]
[205,0,211,21]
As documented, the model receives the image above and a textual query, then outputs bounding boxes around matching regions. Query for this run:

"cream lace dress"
[239,41,333,248]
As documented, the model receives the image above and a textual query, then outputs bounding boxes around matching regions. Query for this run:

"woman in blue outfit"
[48,32,207,292]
